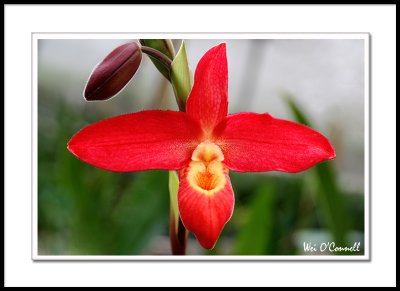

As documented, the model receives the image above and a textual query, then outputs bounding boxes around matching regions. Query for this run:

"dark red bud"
[84,42,142,101]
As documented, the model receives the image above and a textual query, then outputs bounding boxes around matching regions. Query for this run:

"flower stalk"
[169,169,188,255]
[169,209,188,255]
[167,40,192,255]
[140,46,173,80]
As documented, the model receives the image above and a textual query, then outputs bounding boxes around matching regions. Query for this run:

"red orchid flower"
[68,43,335,250]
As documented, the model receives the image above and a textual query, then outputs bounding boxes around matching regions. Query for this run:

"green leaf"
[280,91,310,126]
[171,40,192,111]
[141,39,175,81]
[281,91,349,249]
[233,183,275,255]
[168,170,180,233]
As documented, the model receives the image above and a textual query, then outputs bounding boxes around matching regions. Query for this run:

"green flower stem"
[144,39,190,255]
[140,46,172,78]
[169,40,192,255]
[169,103,189,255]
[169,170,186,255]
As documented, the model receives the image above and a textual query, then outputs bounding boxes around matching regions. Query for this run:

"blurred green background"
[38,39,365,256]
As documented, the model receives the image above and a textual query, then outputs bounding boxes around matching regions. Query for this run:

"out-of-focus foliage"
[283,92,354,251]
[38,88,171,255]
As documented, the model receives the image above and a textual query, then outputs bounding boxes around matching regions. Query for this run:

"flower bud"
[84,42,142,101]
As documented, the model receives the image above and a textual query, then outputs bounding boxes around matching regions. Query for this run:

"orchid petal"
[68,110,202,172]
[186,43,228,133]
[214,112,336,173]
[178,160,234,249]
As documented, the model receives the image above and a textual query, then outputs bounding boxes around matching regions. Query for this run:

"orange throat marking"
[187,142,227,196]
